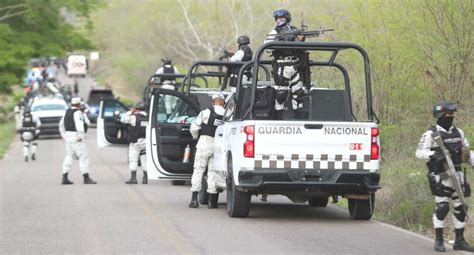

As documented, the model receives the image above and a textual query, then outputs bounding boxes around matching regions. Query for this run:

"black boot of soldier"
[189,192,199,208]
[24,156,28,162]
[453,228,474,252]
[31,154,36,161]
[62,173,74,185]
[208,193,219,209]
[434,228,446,252]
[125,171,138,184]
[83,173,97,184]
[142,171,148,184]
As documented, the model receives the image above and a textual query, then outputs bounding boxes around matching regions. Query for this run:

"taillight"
[243,125,254,158]
[371,127,379,160]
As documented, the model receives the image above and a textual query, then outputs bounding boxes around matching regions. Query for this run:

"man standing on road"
[189,93,225,209]
[264,9,310,120]
[20,107,41,162]
[120,102,148,184]
[416,100,474,252]
[59,97,97,185]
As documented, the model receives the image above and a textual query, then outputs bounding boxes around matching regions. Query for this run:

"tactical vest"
[273,25,303,59]
[22,113,35,128]
[128,112,147,143]
[161,64,176,82]
[429,126,463,172]
[200,108,223,137]
[64,109,78,131]
[240,45,253,61]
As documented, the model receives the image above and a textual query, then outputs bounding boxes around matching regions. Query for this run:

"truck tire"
[226,156,251,218]
[348,194,374,220]
[308,197,329,207]
[171,180,186,186]
[199,176,209,205]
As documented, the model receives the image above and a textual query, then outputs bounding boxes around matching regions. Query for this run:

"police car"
[211,42,381,219]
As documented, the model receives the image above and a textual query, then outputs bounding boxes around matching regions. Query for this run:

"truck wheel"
[226,156,251,218]
[199,176,209,205]
[171,180,186,186]
[308,197,329,207]
[348,194,375,220]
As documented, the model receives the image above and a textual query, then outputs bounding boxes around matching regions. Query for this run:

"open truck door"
[146,89,201,180]
[97,98,129,148]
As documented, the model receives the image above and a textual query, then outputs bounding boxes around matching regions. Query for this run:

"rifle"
[214,44,233,60]
[432,131,469,218]
[266,26,334,40]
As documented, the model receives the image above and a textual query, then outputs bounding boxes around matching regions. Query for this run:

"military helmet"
[273,9,292,22]
[433,100,457,118]
[161,58,172,65]
[135,101,145,110]
[237,35,250,45]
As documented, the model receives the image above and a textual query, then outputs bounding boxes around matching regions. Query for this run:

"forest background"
[1,0,473,241]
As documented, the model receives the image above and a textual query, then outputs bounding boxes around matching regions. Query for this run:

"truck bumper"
[237,169,380,195]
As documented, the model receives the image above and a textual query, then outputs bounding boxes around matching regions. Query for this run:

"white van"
[67,55,87,77]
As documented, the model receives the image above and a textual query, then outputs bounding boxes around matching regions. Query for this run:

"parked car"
[86,89,115,123]
[30,98,68,136]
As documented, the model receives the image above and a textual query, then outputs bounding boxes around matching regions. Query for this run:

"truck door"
[146,89,201,180]
[97,99,129,147]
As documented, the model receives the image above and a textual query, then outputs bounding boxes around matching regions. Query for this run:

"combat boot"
[142,171,148,184]
[189,192,199,208]
[208,193,219,209]
[31,154,36,161]
[125,171,138,184]
[83,173,97,184]
[453,228,474,252]
[24,156,28,162]
[62,173,74,185]
[434,228,446,252]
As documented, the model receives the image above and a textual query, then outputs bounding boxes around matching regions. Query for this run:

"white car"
[30,98,68,136]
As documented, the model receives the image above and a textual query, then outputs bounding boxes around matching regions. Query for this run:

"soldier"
[188,93,225,209]
[264,9,310,119]
[416,100,474,252]
[228,35,253,87]
[155,58,180,87]
[121,102,148,184]
[20,108,41,162]
[59,97,97,185]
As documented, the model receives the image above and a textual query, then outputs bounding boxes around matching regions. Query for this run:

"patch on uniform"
[254,154,372,170]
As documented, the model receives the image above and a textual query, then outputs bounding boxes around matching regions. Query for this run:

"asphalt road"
[0,74,464,254]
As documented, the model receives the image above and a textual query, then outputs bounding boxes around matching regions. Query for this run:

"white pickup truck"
[211,42,381,219]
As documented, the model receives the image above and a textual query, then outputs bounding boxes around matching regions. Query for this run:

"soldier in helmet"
[20,107,41,162]
[227,35,253,87]
[121,101,148,184]
[155,58,180,87]
[416,100,474,252]
[264,9,310,119]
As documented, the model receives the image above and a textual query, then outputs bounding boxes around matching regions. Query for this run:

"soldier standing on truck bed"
[416,100,474,252]
[264,9,310,120]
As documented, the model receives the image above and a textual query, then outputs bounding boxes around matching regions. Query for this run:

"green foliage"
[0,0,102,93]
[0,119,15,159]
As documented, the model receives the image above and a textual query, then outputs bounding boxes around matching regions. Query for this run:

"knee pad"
[453,205,467,222]
[274,75,290,87]
[436,202,450,220]
[275,90,289,105]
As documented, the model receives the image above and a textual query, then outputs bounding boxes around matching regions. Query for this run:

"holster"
[461,147,471,163]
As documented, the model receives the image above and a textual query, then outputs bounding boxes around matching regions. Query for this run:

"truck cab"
[145,61,253,183]
[212,42,381,219]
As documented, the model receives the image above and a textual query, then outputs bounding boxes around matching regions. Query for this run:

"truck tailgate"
[253,121,376,171]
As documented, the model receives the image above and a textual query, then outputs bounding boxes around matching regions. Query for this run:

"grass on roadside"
[0,119,16,159]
